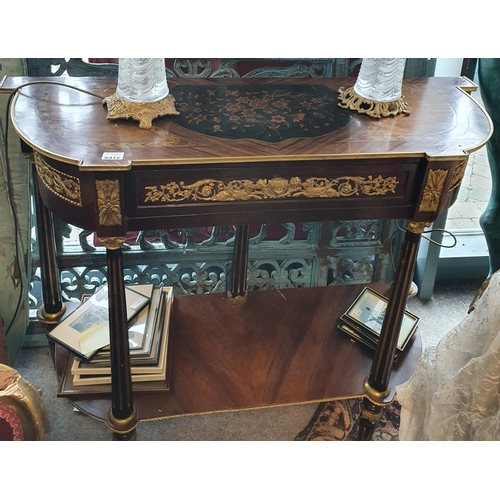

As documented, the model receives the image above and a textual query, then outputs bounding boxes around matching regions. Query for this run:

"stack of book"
[49,284,174,396]
[337,287,419,362]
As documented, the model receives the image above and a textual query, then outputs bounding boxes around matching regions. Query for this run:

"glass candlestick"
[104,58,179,129]
[338,58,410,118]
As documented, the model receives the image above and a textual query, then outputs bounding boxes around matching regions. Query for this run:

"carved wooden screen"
[25,58,436,313]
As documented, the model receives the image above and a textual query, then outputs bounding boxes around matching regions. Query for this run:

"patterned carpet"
[295,397,401,441]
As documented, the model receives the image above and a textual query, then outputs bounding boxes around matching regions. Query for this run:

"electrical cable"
[1,80,105,336]
[389,219,459,275]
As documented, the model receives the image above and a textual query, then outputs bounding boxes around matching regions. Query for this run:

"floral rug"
[295,398,401,441]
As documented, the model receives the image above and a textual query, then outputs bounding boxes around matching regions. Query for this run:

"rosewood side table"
[1,75,492,440]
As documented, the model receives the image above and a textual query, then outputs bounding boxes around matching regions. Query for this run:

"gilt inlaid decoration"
[171,84,352,142]
[419,169,448,213]
[34,152,82,207]
[96,179,122,226]
[144,175,399,204]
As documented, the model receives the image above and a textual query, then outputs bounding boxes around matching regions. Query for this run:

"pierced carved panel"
[247,259,313,290]
[330,220,385,246]
[169,263,227,295]
[327,255,376,286]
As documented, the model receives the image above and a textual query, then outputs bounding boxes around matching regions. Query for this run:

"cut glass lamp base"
[338,86,410,119]
[103,93,179,129]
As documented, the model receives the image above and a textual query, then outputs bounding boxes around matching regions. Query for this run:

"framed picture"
[70,286,174,384]
[341,287,419,351]
[47,284,151,360]
[82,286,172,367]
[337,321,401,362]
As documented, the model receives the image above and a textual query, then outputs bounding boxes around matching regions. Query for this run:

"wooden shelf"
[58,282,421,424]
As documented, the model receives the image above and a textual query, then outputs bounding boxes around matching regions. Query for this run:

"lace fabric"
[396,271,500,440]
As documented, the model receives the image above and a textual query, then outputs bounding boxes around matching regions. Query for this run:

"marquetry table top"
[1,76,493,171]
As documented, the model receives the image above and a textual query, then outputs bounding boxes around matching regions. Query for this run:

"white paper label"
[101,152,125,160]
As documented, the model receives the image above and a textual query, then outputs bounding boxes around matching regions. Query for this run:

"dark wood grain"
[5,75,488,438]
[1,76,491,168]
[59,283,421,424]
[3,76,492,240]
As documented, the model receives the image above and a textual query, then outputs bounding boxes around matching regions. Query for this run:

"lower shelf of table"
[55,282,421,424]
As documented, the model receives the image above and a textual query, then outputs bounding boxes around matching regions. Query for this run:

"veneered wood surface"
[59,283,421,423]
[5,75,481,433]
[2,76,492,169]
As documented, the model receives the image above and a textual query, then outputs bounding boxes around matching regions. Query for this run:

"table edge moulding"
[1,75,492,440]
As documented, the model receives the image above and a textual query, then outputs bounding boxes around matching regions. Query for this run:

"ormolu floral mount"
[104,58,179,129]
[337,86,410,119]
[338,58,410,119]
[104,93,179,130]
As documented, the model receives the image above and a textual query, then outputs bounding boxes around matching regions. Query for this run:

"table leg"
[32,164,66,324]
[100,237,137,440]
[357,221,429,440]
[229,224,249,303]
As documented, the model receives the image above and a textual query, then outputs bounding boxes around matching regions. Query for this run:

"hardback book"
[47,284,152,360]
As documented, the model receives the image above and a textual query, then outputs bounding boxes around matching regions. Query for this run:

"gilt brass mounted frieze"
[34,152,82,207]
[144,175,399,204]
[419,169,448,213]
[96,179,122,226]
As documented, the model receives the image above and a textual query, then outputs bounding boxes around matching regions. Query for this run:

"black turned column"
[101,237,137,440]
[357,221,428,441]
[32,164,66,323]
[229,225,249,303]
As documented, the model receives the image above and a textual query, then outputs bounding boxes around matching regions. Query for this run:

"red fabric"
[0,402,23,441]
